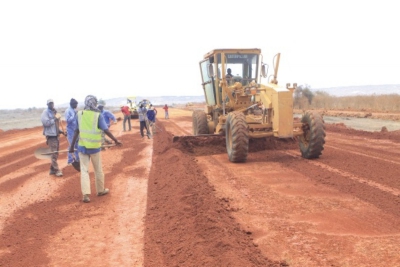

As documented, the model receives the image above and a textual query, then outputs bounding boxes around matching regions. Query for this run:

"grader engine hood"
[224,81,294,138]
[258,84,294,138]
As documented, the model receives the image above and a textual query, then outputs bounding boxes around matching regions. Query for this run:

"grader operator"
[191,48,325,163]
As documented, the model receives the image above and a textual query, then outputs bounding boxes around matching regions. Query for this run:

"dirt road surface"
[1,108,400,267]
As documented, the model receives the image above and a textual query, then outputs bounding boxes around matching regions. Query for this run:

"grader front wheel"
[192,110,209,135]
[226,112,249,162]
[299,111,326,159]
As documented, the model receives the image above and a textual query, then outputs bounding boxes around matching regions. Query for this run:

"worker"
[120,104,131,131]
[226,68,234,85]
[147,104,157,134]
[138,103,151,139]
[69,95,122,203]
[162,104,169,119]
[41,99,65,177]
[97,100,116,146]
[226,68,233,78]
[64,98,80,165]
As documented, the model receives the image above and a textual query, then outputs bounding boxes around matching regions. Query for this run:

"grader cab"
[127,96,139,119]
[193,48,325,162]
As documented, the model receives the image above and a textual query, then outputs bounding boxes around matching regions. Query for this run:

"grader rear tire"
[192,110,209,135]
[299,111,326,159]
[226,112,249,162]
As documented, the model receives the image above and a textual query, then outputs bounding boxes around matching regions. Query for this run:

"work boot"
[147,133,151,139]
[49,170,56,175]
[55,171,63,177]
[83,194,90,203]
[97,188,109,196]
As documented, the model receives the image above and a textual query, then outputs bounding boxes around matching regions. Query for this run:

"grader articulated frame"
[191,48,325,163]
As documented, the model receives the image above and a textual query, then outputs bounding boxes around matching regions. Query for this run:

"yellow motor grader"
[127,96,139,119]
[192,48,325,162]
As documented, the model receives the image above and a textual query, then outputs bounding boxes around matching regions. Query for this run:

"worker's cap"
[47,99,54,104]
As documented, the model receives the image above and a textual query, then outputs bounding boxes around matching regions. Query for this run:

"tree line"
[293,85,400,112]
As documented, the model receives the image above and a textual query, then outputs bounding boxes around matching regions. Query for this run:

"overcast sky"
[1,0,399,109]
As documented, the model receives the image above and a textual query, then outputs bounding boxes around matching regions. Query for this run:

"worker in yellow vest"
[69,95,122,203]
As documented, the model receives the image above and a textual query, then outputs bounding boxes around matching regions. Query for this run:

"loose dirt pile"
[144,123,286,266]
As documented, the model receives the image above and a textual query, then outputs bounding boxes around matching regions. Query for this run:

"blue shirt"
[77,113,108,154]
[101,110,116,127]
[64,107,78,132]
[147,109,156,122]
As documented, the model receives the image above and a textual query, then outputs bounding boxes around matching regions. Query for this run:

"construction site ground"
[1,107,400,267]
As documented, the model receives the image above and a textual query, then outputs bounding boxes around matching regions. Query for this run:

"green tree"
[294,84,314,107]
[302,88,314,104]
[293,87,302,108]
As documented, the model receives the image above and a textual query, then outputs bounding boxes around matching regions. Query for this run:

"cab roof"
[203,48,262,59]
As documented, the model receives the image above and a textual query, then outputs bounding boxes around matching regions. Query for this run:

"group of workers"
[41,96,170,203]
[120,102,169,138]
[41,95,121,203]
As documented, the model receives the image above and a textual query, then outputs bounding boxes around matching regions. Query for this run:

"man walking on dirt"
[120,104,131,131]
[69,95,122,203]
[162,104,169,119]
[41,99,65,177]
[138,103,151,139]
[64,98,80,165]
[147,104,157,134]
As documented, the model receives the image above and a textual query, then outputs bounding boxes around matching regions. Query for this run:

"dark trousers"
[123,115,131,131]
[140,121,150,137]
[67,128,79,164]
[47,136,60,171]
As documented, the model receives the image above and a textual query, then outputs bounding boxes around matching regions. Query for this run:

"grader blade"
[172,134,223,143]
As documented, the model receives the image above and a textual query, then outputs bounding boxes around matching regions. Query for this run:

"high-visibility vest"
[77,110,102,148]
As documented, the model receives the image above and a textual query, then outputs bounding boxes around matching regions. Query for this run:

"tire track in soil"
[284,150,400,196]
[326,132,400,162]
[318,143,400,190]
[325,145,400,166]
[277,148,400,218]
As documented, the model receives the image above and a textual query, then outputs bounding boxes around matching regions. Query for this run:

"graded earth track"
[0,108,399,267]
